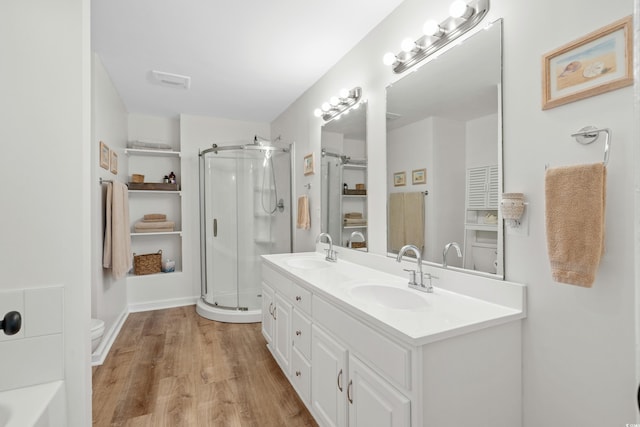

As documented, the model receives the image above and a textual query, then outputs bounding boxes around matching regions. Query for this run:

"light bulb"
[321,102,331,112]
[401,37,415,53]
[313,108,322,117]
[449,0,472,19]
[339,88,350,98]
[383,52,397,66]
[329,96,340,106]
[423,20,443,37]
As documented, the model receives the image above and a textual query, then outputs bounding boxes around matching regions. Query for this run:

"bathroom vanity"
[261,250,525,427]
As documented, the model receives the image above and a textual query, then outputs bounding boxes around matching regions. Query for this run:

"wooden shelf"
[128,190,182,195]
[343,194,367,199]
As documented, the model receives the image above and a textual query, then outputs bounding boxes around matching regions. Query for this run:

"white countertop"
[262,251,526,346]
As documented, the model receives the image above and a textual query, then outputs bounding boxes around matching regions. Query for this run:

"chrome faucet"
[316,232,338,262]
[442,242,462,268]
[396,244,436,293]
[348,231,365,249]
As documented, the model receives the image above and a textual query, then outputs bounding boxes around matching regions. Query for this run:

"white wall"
[0,1,92,425]
[91,54,128,338]
[272,0,636,425]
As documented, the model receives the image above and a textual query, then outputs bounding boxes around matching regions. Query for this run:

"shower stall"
[196,138,292,323]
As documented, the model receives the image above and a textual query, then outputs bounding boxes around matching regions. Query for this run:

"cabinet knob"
[0,311,21,336]
[296,330,302,336]
[295,370,301,377]
[295,296,302,301]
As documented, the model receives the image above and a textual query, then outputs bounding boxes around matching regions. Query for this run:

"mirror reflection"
[320,105,368,251]
[386,20,503,277]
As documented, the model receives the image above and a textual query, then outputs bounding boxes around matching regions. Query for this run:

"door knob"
[0,311,21,336]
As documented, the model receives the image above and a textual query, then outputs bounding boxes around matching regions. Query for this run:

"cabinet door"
[487,165,499,209]
[348,355,410,427]
[312,325,348,427]
[466,167,488,209]
[274,293,292,375]
[261,283,274,346]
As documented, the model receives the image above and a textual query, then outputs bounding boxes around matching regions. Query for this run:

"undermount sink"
[348,284,427,310]
[285,257,330,270]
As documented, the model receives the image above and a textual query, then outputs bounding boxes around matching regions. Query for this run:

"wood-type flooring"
[92,306,317,427]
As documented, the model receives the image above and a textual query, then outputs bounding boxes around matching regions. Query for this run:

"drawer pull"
[296,330,301,336]
[295,296,302,301]
[347,380,353,404]
[273,306,277,320]
[337,369,343,392]
[295,370,301,377]
[268,302,273,316]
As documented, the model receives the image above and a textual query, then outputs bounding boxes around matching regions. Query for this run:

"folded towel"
[545,163,606,287]
[134,220,175,230]
[297,195,310,230]
[134,226,175,233]
[343,218,367,226]
[344,212,363,219]
[144,213,166,221]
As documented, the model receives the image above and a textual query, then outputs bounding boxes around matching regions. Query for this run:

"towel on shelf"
[344,212,363,219]
[134,227,174,233]
[103,182,132,280]
[404,191,425,252]
[389,193,405,252]
[143,213,166,221]
[343,218,368,226]
[297,195,311,230]
[134,220,175,230]
[545,163,606,287]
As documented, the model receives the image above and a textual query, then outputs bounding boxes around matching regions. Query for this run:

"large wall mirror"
[386,19,503,278]
[321,105,368,251]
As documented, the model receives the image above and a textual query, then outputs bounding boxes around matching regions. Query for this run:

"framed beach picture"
[99,141,110,170]
[303,153,315,176]
[542,16,633,110]
[412,168,426,185]
[110,150,118,174]
[393,171,406,187]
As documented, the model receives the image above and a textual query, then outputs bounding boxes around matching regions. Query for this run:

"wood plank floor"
[92,306,318,427]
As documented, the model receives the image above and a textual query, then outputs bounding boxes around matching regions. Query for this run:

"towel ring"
[571,126,611,166]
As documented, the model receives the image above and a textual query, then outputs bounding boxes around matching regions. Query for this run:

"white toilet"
[91,318,105,353]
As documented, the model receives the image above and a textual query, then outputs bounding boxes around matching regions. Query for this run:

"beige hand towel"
[134,220,175,230]
[297,195,310,230]
[545,163,606,287]
[103,182,133,280]
[389,193,405,252]
[143,213,166,221]
[404,191,425,252]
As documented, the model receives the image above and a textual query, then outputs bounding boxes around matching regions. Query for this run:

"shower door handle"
[213,219,217,237]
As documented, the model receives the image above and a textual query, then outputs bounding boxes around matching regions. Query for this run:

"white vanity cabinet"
[261,255,523,427]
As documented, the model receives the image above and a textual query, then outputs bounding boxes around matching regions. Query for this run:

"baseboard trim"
[91,308,128,367]
[128,296,199,313]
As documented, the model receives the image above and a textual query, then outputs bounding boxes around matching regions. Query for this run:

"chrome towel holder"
[571,126,611,166]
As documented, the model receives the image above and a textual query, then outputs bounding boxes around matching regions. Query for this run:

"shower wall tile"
[25,286,64,337]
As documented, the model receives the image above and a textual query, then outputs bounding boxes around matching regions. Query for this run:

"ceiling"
[91,0,405,123]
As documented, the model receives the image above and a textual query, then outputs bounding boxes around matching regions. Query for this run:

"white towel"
[103,182,132,279]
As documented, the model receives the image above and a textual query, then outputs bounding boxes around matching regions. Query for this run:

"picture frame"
[542,16,633,110]
[393,171,406,187]
[412,168,426,185]
[99,141,110,170]
[303,153,315,176]
[110,150,118,175]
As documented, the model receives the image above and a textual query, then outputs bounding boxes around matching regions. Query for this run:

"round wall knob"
[1,311,22,336]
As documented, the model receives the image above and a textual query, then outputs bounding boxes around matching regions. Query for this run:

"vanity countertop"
[262,251,525,346]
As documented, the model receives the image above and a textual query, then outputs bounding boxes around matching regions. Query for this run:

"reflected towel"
[134,220,175,230]
[103,182,133,280]
[404,192,425,252]
[143,213,166,221]
[389,193,405,252]
[297,195,311,230]
[545,163,606,287]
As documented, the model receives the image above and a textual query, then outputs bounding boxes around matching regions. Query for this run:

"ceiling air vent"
[151,70,191,89]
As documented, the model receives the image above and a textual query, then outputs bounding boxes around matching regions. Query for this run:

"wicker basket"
[131,174,145,183]
[133,250,162,275]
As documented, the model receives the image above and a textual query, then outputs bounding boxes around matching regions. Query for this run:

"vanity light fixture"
[382,0,489,74]
[313,87,363,122]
